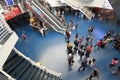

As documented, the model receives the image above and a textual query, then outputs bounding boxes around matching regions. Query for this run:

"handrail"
[13,48,62,79]
[37,0,62,23]
[0,27,10,43]
[26,1,61,33]
[33,0,66,30]
[30,1,66,32]
[49,23,64,34]
[64,0,95,20]
[0,70,15,80]
[26,2,60,32]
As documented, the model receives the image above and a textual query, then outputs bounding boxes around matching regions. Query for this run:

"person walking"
[22,33,28,43]
[78,60,88,72]
[22,33,27,40]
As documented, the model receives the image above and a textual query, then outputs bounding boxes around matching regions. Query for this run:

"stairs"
[3,49,62,80]
[0,26,12,44]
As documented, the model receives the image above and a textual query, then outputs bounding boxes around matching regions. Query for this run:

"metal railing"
[0,70,15,80]
[37,0,63,24]
[27,0,65,33]
[14,48,63,79]
[0,21,11,44]
[64,0,95,20]
[32,0,66,30]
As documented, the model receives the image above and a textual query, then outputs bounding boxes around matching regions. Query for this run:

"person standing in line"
[74,39,79,47]
[68,53,74,65]
[88,58,96,68]
[84,45,93,60]
[78,45,85,60]
[88,26,94,34]
[74,33,78,40]
[78,60,88,72]
[66,41,72,50]
[65,30,71,40]
[73,46,78,54]
[90,36,94,43]
[87,68,99,80]
[75,23,78,29]
[78,36,84,46]
[94,39,103,50]
[85,35,91,47]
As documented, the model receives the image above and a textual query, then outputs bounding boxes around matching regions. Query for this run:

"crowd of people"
[20,2,120,79]
[29,16,47,36]
[65,24,120,80]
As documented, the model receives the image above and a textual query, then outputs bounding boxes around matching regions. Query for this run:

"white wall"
[0,32,18,69]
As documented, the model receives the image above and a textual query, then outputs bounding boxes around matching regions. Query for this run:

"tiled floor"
[11,13,120,80]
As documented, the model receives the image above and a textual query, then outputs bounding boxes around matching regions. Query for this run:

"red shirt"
[112,59,118,65]
[87,46,92,53]
[97,40,102,46]
[22,34,26,40]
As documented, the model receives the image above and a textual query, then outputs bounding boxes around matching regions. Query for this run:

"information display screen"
[6,0,13,5]
[2,5,21,21]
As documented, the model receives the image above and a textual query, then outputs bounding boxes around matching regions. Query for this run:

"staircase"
[3,48,62,80]
[0,15,18,69]
[0,24,12,44]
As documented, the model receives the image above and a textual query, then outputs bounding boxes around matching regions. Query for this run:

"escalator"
[26,0,66,34]
[37,0,63,24]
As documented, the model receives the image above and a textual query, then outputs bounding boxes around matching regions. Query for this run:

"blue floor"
[12,13,120,80]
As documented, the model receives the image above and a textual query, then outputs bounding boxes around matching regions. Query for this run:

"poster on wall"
[5,0,13,5]
[1,5,21,21]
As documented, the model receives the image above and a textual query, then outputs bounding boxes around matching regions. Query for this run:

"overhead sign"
[5,0,13,5]
[2,5,21,21]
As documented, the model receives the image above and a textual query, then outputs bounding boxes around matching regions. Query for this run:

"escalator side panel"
[25,3,60,32]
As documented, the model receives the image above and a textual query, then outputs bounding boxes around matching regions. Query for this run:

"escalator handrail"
[30,1,65,31]
[64,0,94,20]
[32,0,66,30]
[36,0,65,29]
[27,1,65,33]
[37,0,62,23]
[26,2,60,32]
